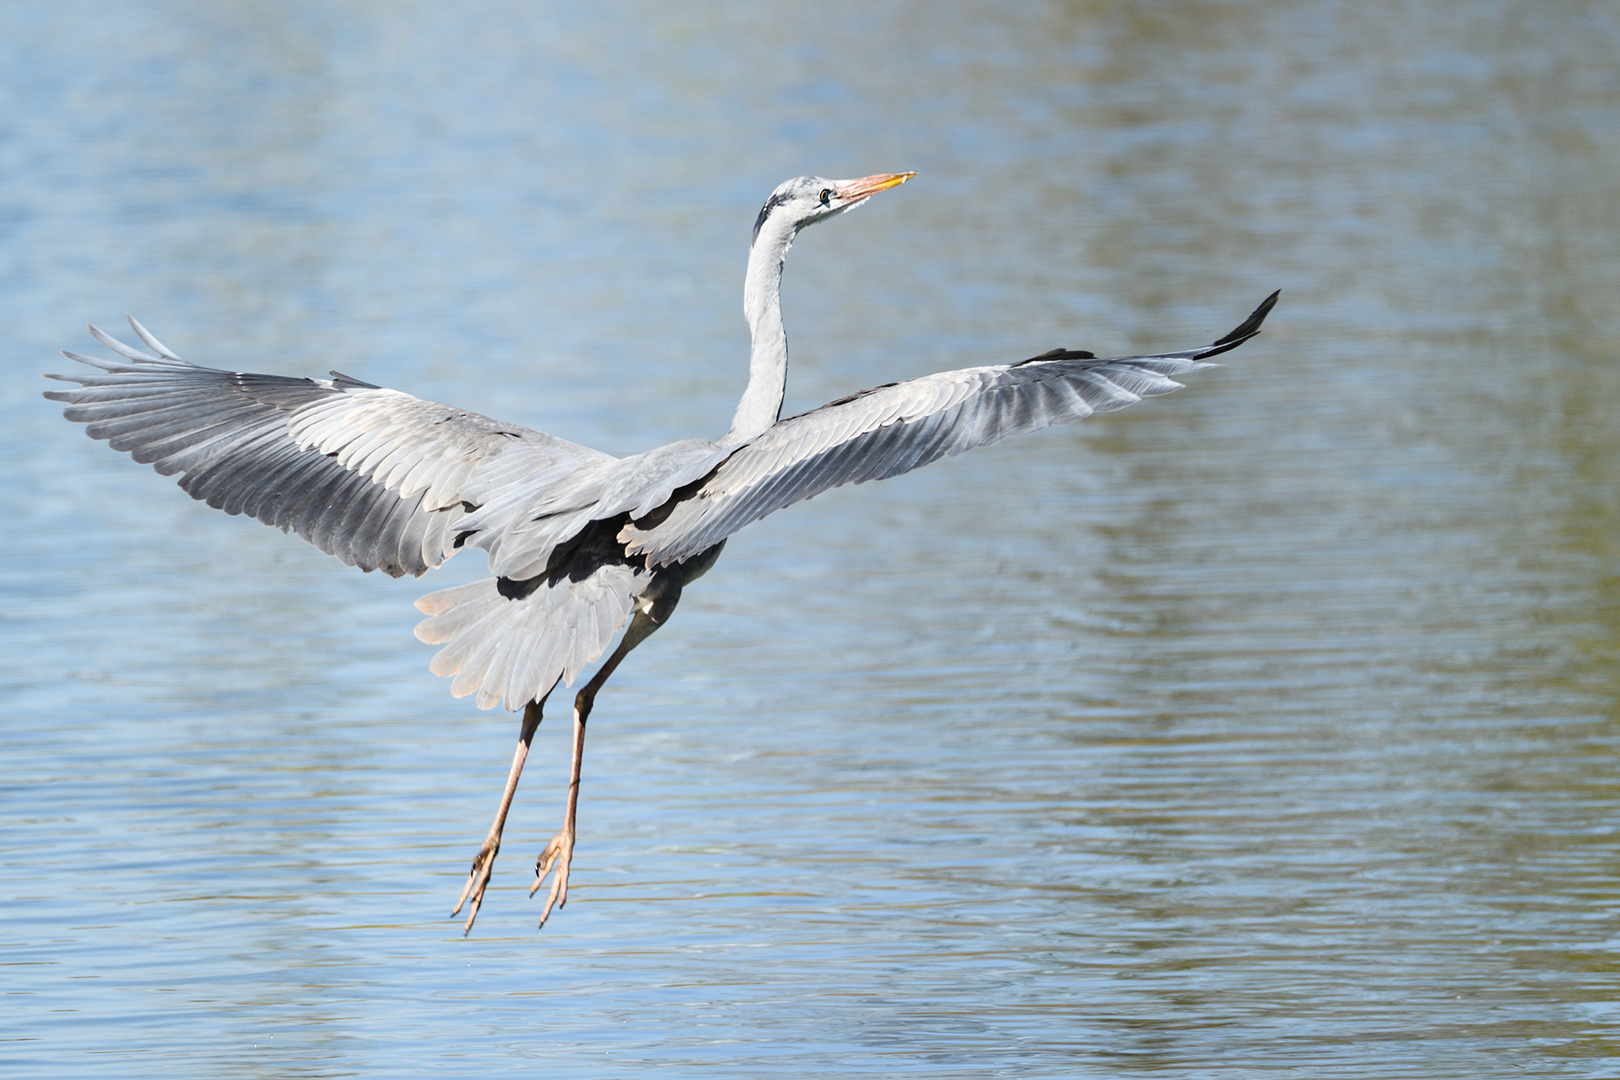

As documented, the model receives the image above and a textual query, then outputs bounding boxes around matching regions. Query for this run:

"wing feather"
[625,292,1279,566]
[50,294,1275,709]
[47,321,610,578]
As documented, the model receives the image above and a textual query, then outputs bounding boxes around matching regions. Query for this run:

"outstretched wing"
[625,291,1279,567]
[46,319,611,578]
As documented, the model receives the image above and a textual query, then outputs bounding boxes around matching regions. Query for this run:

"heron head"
[753,172,914,243]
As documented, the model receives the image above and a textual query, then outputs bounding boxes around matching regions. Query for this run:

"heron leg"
[453,696,545,935]
[530,579,682,929]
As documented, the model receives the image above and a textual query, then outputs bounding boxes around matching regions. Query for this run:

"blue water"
[3,1,1617,1076]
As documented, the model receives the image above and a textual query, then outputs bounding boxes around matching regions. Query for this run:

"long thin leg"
[530,583,680,929]
[452,696,545,935]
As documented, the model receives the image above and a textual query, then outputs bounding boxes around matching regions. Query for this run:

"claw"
[530,828,574,929]
[453,837,499,935]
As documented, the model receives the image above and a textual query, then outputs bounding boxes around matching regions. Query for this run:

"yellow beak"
[831,172,916,202]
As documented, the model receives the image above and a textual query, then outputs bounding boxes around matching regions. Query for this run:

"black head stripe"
[753,191,792,243]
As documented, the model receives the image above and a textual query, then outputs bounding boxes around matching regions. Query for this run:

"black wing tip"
[1020,290,1279,368]
[330,370,382,390]
[1205,289,1281,354]
[1015,346,1095,366]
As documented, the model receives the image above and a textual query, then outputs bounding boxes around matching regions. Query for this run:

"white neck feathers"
[724,213,798,445]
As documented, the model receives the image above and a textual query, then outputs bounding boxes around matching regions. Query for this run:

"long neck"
[724,216,797,445]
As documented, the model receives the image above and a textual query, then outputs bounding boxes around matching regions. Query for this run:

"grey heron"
[46,171,1278,934]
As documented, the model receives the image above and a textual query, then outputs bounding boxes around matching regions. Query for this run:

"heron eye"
[818,188,832,206]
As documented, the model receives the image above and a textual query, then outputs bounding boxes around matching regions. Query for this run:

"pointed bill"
[832,172,915,203]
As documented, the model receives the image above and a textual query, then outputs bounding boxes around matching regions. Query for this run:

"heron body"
[46,172,1278,933]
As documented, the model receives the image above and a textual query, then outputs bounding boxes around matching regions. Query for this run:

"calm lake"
[2,1,1617,1076]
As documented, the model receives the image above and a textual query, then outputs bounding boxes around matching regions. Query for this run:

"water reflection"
[3,0,1618,1077]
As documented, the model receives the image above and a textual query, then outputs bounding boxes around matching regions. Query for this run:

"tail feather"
[414,564,649,710]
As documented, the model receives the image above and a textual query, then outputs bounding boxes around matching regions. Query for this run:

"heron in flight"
[47,171,1278,934]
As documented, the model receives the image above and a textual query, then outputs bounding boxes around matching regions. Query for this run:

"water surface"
[2,1,1617,1076]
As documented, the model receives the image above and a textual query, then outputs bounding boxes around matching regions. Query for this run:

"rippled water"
[3,1,1618,1076]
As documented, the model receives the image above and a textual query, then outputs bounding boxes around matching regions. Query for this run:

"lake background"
[2,1,1617,1076]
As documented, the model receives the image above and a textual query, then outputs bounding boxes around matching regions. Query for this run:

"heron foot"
[529,827,575,929]
[452,836,499,935]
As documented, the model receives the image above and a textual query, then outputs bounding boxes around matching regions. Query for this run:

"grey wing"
[626,292,1279,567]
[46,319,611,578]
